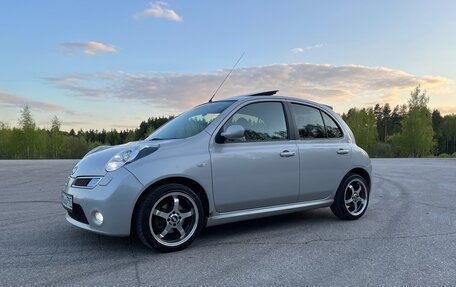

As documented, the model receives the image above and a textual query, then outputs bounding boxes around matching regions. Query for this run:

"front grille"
[72,177,101,188]
[68,203,89,224]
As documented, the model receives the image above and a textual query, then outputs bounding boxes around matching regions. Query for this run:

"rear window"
[321,112,343,138]
[291,103,343,139]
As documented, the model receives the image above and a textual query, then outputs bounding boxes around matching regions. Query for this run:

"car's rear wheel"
[331,173,369,220]
[135,183,204,252]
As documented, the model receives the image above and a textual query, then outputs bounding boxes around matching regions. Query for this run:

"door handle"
[337,148,350,155]
[280,150,296,158]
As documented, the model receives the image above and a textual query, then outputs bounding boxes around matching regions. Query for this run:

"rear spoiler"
[323,104,333,110]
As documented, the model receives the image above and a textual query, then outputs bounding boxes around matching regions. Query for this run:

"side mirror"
[221,125,245,140]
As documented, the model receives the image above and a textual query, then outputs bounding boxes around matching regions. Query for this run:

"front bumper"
[63,167,144,236]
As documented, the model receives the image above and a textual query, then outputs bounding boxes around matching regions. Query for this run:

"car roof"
[218,91,333,110]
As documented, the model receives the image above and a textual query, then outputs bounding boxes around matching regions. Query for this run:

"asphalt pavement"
[1,159,456,286]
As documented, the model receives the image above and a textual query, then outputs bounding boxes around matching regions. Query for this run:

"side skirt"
[206,199,333,227]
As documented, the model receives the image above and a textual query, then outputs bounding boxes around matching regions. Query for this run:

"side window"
[321,112,343,138]
[291,104,326,139]
[223,102,288,142]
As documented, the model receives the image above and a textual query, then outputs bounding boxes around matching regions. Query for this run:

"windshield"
[146,101,234,140]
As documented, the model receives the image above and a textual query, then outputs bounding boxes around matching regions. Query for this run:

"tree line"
[0,85,455,159]
[342,86,456,157]
[0,106,173,159]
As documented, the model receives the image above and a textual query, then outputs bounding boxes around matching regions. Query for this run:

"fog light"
[94,211,104,225]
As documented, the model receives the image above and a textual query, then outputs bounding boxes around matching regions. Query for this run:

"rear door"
[210,101,300,212]
[290,103,352,201]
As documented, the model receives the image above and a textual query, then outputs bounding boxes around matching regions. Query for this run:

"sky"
[1,0,456,131]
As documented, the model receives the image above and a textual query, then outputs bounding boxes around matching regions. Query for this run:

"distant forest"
[341,86,456,158]
[0,86,455,159]
[0,111,173,159]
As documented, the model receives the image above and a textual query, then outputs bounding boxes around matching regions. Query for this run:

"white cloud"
[292,44,326,54]
[135,2,183,22]
[46,63,451,114]
[59,42,117,56]
[46,75,108,98]
[0,90,74,114]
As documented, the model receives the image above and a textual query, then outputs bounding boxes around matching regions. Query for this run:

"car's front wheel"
[331,173,369,220]
[135,183,204,252]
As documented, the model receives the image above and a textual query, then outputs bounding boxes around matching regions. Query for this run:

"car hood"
[72,140,167,177]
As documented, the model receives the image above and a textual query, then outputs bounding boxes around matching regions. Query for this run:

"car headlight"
[106,144,159,172]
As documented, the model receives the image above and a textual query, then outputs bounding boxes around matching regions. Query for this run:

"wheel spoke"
[176,225,186,239]
[153,209,168,219]
[348,185,355,196]
[172,195,180,212]
[345,198,353,205]
[355,185,362,195]
[159,224,172,238]
[353,200,359,212]
[180,210,194,219]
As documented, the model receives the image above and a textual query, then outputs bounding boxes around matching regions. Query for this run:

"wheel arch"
[131,176,210,233]
[347,167,371,188]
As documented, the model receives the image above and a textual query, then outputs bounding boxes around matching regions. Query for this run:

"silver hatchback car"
[62,91,372,252]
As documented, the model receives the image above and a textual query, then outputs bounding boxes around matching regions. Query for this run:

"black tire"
[135,183,204,252]
[331,173,370,220]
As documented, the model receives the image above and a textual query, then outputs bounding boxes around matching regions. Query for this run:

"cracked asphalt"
[1,159,456,286]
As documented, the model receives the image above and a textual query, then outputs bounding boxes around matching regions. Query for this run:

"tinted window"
[224,102,288,142]
[321,112,343,138]
[291,104,326,139]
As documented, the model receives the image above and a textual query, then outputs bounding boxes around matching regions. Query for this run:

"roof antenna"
[209,52,245,102]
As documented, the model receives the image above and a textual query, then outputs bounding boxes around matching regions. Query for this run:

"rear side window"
[224,102,288,142]
[321,112,343,138]
[291,103,343,139]
[291,104,326,139]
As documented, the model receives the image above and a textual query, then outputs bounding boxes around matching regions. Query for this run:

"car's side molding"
[206,199,333,227]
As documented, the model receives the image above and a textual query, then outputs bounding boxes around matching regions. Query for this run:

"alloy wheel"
[344,179,368,216]
[149,192,199,247]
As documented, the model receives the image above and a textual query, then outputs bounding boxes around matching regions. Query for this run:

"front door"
[210,101,300,213]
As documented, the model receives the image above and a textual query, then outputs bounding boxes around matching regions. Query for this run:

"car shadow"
[197,208,337,244]
[61,208,337,255]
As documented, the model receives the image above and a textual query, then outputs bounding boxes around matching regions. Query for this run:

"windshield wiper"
[149,137,178,141]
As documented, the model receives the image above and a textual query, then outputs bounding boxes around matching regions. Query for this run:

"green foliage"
[440,114,456,155]
[393,86,434,157]
[343,107,377,154]
[370,142,394,158]
[438,153,452,158]
[374,103,407,142]
[18,105,37,158]
[0,106,173,159]
[18,105,36,130]
[62,136,89,159]
[0,122,12,158]
[50,116,64,158]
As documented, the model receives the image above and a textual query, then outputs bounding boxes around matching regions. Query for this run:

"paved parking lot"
[1,159,456,286]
